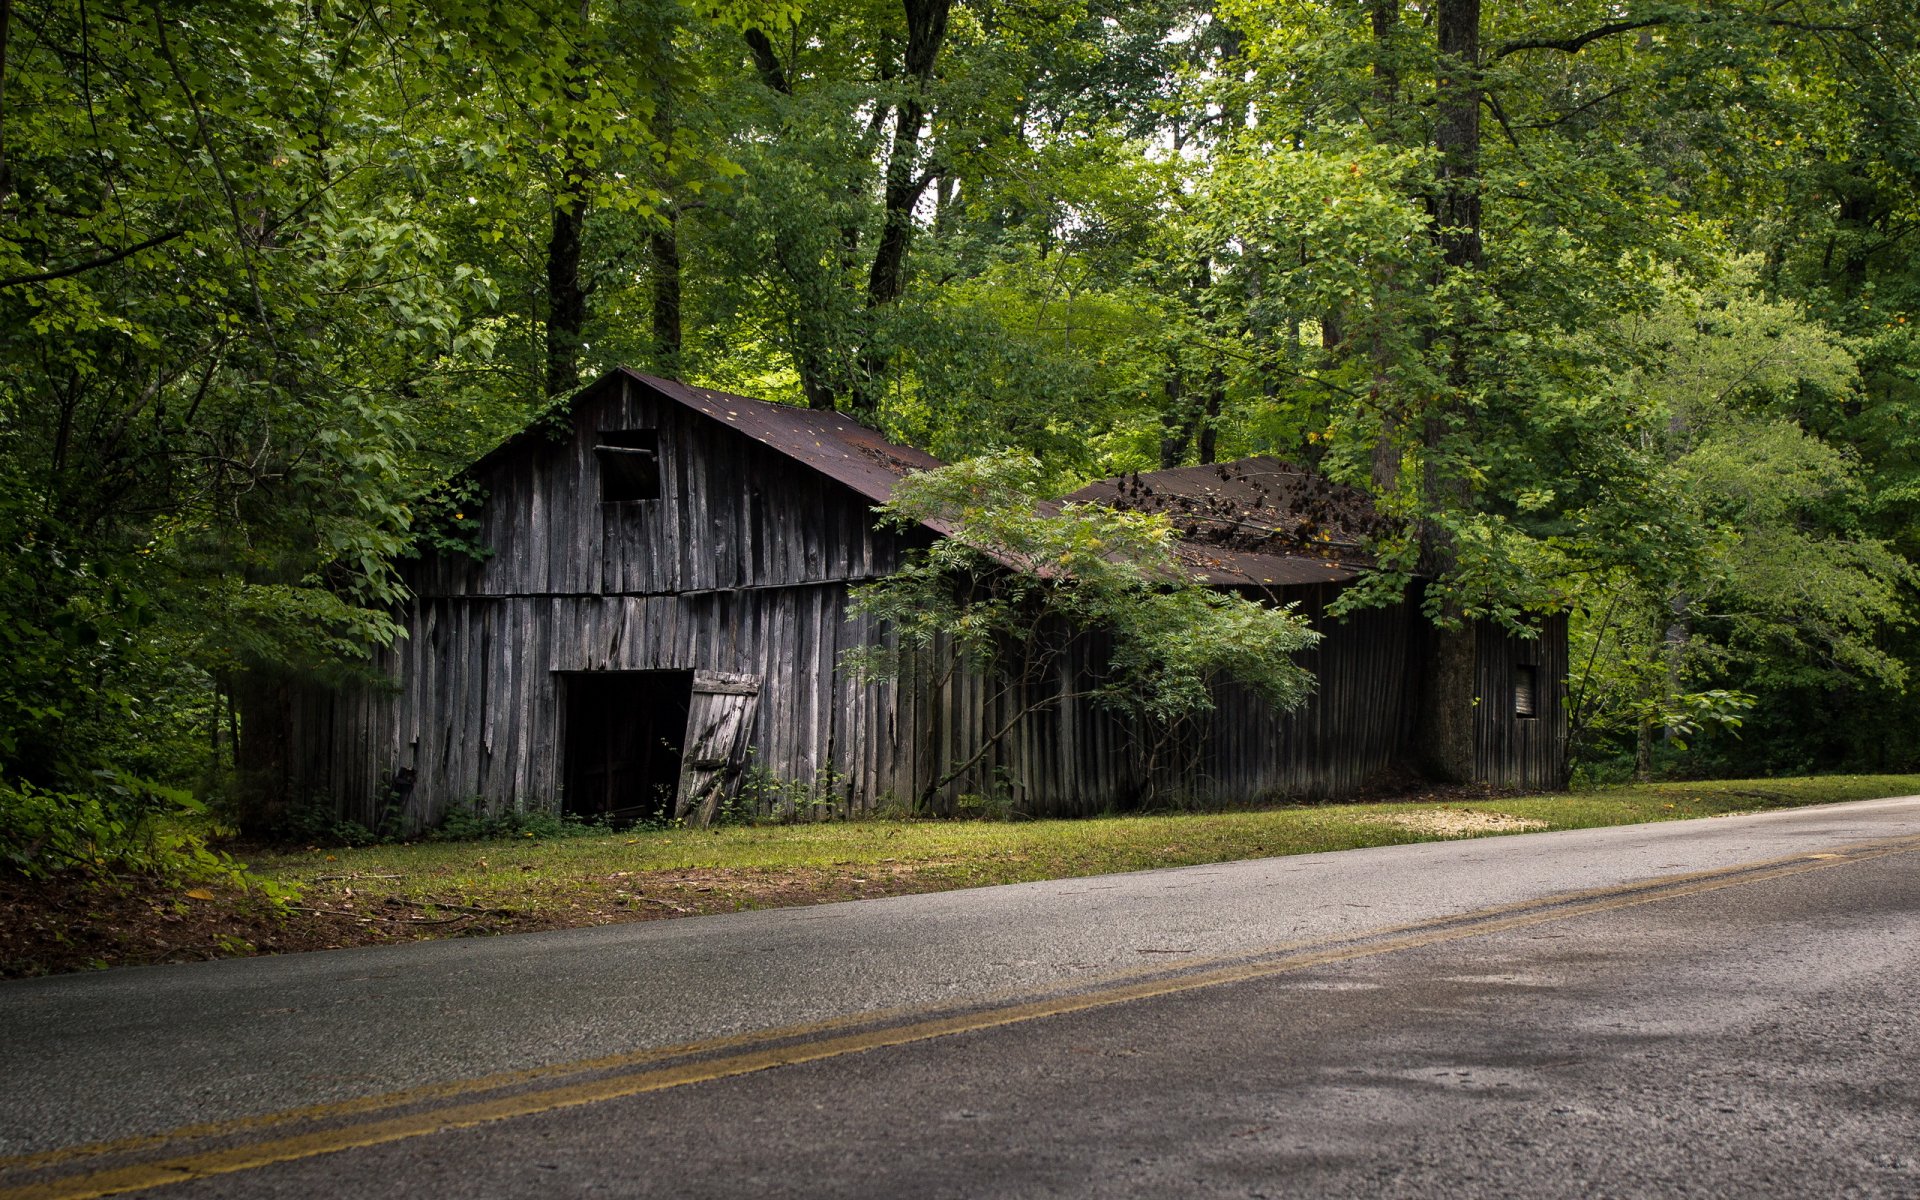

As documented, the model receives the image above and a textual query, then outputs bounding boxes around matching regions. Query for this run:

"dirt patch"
[0,864,961,979]
[0,874,339,979]
[1366,810,1549,837]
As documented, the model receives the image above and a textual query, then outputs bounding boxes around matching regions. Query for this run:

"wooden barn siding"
[408,378,905,600]
[295,587,896,827]
[284,582,1434,825]
[898,585,1424,814]
[1471,612,1570,789]
[1190,587,1419,801]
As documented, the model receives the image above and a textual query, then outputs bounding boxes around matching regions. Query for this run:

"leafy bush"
[850,454,1321,807]
[734,764,846,824]
[0,771,291,905]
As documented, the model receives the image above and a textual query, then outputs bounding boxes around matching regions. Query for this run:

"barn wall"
[270,584,1444,826]
[1472,612,1570,789]
[293,588,863,827]
[408,377,911,601]
[262,370,1568,821]
[1190,587,1419,800]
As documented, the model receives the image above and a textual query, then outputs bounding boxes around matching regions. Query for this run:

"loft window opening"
[1513,663,1539,719]
[596,429,660,502]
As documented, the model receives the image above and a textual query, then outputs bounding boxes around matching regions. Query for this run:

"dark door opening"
[561,671,695,823]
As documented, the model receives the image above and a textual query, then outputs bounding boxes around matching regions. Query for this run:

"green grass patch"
[246,774,1920,920]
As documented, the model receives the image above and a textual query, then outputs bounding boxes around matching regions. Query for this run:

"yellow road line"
[7,833,1917,1200]
[6,835,1891,1178]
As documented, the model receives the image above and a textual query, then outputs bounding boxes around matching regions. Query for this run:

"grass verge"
[5,774,1916,977]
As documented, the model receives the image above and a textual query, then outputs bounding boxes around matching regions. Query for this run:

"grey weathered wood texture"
[676,671,762,823]
[251,370,1567,828]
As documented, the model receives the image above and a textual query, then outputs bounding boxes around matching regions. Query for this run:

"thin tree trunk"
[544,184,587,398]
[650,219,681,369]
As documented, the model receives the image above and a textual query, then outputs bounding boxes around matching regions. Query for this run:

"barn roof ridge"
[464,368,947,510]
[612,369,951,508]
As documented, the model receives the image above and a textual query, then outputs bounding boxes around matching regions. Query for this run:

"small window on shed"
[1513,664,1539,719]
[596,430,660,502]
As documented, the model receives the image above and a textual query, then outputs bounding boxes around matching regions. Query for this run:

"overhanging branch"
[0,228,185,289]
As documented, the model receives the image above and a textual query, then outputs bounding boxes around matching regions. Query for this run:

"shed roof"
[1068,457,1392,587]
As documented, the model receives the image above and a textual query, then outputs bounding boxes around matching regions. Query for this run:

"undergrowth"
[0,771,298,909]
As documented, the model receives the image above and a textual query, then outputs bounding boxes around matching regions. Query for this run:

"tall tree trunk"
[1835,189,1874,301]
[743,27,792,95]
[1321,305,1344,353]
[1159,353,1191,468]
[797,326,839,410]
[645,26,682,378]
[1198,365,1223,465]
[543,0,594,399]
[1433,0,1483,272]
[0,0,14,205]
[1417,614,1479,783]
[1371,0,1399,99]
[1413,0,1485,783]
[1368,3,1403,494]
[850,0,952,417]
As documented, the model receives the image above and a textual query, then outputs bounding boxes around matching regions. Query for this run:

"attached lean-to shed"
[1067,459,1569,795]
[241,369,1566,830]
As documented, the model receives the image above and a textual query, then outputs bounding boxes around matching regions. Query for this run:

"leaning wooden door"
[673,671,762,826]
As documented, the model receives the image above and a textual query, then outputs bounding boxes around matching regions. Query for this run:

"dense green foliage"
[850,454,1320,803]
[3,0,1919,870]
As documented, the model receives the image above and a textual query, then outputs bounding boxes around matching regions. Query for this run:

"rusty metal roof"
[1068,457,1392,587]
[1164,542,1368,587]
[625,370,947,506]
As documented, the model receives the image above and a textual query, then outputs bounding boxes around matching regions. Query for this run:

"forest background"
[4,0,1919,875]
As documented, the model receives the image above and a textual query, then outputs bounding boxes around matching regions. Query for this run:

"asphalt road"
[3,796,1918,1198]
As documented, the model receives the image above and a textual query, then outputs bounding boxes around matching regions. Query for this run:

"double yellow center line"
[6,833,1917,1200]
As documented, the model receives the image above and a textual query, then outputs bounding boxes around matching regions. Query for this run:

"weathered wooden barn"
[244,368,1565,829]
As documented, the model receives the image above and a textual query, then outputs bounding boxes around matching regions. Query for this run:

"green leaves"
[852,453,1320,731]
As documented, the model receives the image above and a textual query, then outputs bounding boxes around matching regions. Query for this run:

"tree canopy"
[4,0,1920,864]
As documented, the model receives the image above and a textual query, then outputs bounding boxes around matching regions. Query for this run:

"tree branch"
[0,227,185,289]
[1495,12,1862,58]
[743,27,791,95]
[1494,16,1670,58]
